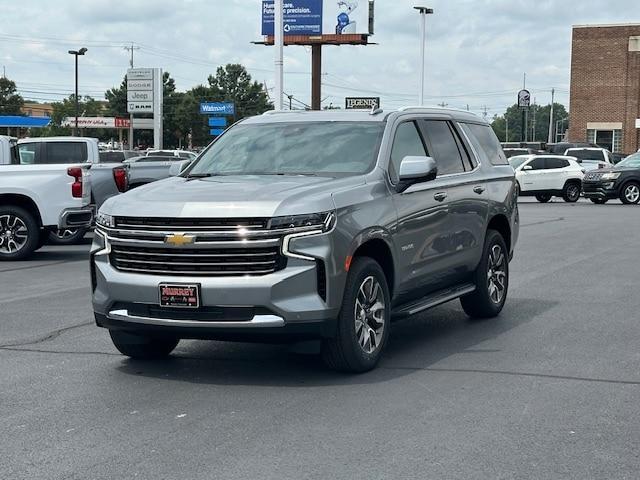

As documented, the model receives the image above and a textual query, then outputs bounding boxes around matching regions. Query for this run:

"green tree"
[0,77,24,115]
[207,64,272,123]
[105,77,127,117]
[491,103,569,143]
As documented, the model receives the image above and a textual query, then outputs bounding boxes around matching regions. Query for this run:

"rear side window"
[421,120,466,176]
[17,143,40,165]
[545,158,569,169]
[389,121,427,183]
[462,123,508,165]
[99,151,125,163]
[46,142,88,164]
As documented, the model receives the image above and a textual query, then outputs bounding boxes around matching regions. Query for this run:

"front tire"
[0,205,40,261]
[109,330,179,359]
[620,181,640,205]
[460,229,509,319]
[321,257,391,373]
[535,193,552,203]
[562,182,581,203]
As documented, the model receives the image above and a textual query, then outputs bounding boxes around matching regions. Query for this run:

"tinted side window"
[527,158,546,170]
[46,142,87,164]
[389,121,427,183]
[99,151,125,163]
[545,158,569,169]
[421,120,465,176]
[17,143,40,165]
[462,123,508,165]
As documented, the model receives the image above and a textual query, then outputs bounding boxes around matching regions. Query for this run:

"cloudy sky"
[1,0,637,118]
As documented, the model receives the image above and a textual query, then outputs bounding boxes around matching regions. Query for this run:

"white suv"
[509,155,584,203]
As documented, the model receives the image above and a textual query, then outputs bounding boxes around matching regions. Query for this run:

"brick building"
[569,24,640,154]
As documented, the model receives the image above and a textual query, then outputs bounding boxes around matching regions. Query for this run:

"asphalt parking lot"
[2,199,639,480]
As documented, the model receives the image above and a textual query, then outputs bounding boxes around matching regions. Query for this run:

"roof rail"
[262,109,308,115]
[397,105,480,115]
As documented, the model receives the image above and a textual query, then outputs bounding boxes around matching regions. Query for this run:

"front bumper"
[582,181,619,200]
[59,207,94,229]
[90,229,344,341]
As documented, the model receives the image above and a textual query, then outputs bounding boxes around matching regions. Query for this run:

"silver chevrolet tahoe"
[91,107,519,372]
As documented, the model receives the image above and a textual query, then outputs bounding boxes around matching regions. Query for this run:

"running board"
[392,283,476,319]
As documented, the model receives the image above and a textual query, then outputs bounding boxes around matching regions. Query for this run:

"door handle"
[473,186,486,194]
[433,192,447,202]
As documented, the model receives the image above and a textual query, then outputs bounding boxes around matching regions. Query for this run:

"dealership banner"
[262,0,371,36]
[61,117,131,129]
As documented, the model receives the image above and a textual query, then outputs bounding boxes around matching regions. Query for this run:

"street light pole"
[414,6,433,106]
[68,48,87,137]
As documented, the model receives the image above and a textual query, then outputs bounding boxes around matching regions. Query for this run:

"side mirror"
[396,156,438,193]
[169,159,191,177]
[522,165,533,171]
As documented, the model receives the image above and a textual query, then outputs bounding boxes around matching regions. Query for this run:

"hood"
[102,174,363,218]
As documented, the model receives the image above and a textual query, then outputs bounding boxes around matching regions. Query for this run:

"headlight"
[95,211,115,228]
[269,212,335,232]
[601,172,621,181]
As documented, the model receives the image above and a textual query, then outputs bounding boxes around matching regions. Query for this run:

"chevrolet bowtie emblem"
[164,233,195,246]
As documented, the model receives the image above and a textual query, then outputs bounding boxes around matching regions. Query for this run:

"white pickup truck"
[0,136,94,260]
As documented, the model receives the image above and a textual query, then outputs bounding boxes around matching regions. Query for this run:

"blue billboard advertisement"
[262,0,323,36]
[200,102,235,115]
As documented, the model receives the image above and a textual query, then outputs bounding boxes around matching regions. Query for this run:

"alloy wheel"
[0,214,28,254]
[487,244,506,304]
[567,185,580,201]
[54,228,79,240]
[624,184,640,203]
[354,276,386,354]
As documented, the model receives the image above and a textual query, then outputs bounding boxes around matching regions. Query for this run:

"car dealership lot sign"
[345,97,380,109]
[127,67,163,148]
[61,117,131,128]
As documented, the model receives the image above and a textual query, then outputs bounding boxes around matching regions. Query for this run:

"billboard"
[262,1,372,36]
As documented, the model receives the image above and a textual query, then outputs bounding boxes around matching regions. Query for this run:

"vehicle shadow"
[114,297,557,387]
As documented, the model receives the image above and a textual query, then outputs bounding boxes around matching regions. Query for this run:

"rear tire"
[535,193,552,203]
[460,229,509,319]
[321,257,391,373]
[47,227,88,245]
[109,330,179,359]
[0,205,40,261]
[619,181,640,205]
[590,198,607,205]
[562,182,581,203]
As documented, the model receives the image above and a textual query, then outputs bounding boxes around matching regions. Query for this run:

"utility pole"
[274,0,284,110]
[505,117,509,142]
[438,101,447,108]
[482,105,488,121]
[414,7,434,106]
[123,43,139,149]
[531,98,536,141]
[547,87,555,144]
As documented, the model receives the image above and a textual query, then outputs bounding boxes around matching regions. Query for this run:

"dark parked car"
[503,148,537,158]
[546,142,599,155]
[99,150,139,163]
[582,153,640,204]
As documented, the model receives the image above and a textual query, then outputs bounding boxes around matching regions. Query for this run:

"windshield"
[616,153,640,168]
[508,156,529,169]
[188,122,385,177]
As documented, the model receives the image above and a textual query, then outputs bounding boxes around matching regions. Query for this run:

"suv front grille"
[103,217,290,277]
[584,172,604,181]
[110,245,286,276]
